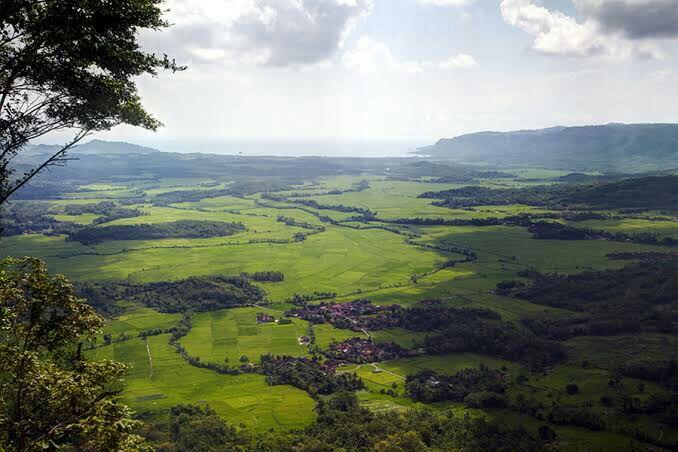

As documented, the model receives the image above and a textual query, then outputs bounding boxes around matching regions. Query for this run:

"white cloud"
[500,0,663,60]
[146,0,373,67]
[439,53,477,69]
[342,37,423,73]
[343,37,476,74]
[417,0,474,5]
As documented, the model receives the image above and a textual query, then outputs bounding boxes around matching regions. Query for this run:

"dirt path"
[369,363,406,380]
[146,339,153,379]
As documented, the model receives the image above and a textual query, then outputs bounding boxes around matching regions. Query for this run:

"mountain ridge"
[418,123,678,172]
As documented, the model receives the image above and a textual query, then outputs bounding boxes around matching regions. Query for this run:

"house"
[256,312,275,323]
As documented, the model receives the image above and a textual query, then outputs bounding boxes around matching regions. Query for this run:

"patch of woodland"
[419,176,678,211]
[67,220,245,244]
[142,394,547,451]
[76,275,265,313]
[62,201,145,224]
[498,258,678,339]
[405,366,507,407]
[240,271,285,282]
[259,354,364,396]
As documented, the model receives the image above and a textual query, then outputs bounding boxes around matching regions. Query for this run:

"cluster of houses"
[323,337,410,364]
[287,299,401,331]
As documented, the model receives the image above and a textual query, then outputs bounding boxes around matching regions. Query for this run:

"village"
[286,298,402,331]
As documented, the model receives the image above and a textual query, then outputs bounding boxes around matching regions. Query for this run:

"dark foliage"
[152,188,234,205]
[505,258,678,338]
[418,184,580,209]
[406,366,507,405]
[0,202,67,236]
[76,276,264,313]
[276,215,325,232]
[151,395,545,451]
[528,221,676,246]
[63,201,145,224]
[618,360,678,389]
[420,176,678,212]
[68,220,245,244]
[168,404,244,451]
[565,176,678,210]
[299,393,545,452]
[241,271,285,282]
[260,355,364,396]
[425,320,565,370]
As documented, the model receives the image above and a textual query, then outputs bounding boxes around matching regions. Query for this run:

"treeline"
[406,366,507,408]
[67,220,245,244]
[565,175,678,210]
[282,179,370,198]
[167,312,246,375]
[382,211,607,227]
[380,214,677,248]
[419,175,678,211]
[240,271,285,282]
[152,188,234,205]
[276,215,325,231]
[0,202,69,236]
[419,184,579,209]
[260,355,364,396]
[498,257,678,339]
[528,221,677,246]
[76,275,264,313]
[285,291,337,306]
[432,170,517,183]
[262,193,377,219]
[143,394,547,451]
[424,319,565,371]
[62,201,145,224]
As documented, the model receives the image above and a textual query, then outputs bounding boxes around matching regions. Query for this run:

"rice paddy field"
[5,171,677,448]
[181,307,312,364]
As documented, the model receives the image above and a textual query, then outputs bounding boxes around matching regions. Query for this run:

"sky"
[87,0,678,154]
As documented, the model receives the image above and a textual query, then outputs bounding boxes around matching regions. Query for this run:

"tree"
[565,383,580,395]
[374,431,428,452]
[0,257,148,450]
[0,0,183,205]
[168,405,243,451]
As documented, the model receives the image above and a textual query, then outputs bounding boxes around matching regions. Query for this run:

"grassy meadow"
[7,171,678,447]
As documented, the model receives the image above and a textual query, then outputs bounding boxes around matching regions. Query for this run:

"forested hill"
[24,139,160,157]
[418,123,678,172]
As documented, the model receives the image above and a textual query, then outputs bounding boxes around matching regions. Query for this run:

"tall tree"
[0,0,183,205]
[0,257,149,451]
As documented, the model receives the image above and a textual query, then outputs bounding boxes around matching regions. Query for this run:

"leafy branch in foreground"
[0,0,185,206]
[0,257,148,451]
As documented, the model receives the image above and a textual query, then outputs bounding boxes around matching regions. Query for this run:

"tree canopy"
[0,0,182,205]
[0,257,148,450]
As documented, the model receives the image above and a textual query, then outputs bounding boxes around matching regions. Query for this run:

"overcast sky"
[93,0,678,150]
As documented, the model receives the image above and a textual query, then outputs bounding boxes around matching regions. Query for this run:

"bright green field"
[181,307,312,364]
[9,173,676,449]
[573,218,678,239]
[87,334,316,431]
[100,301,181,339]
[5,226,445,300]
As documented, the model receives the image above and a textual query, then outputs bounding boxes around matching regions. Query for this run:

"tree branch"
[0,129,90,204]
